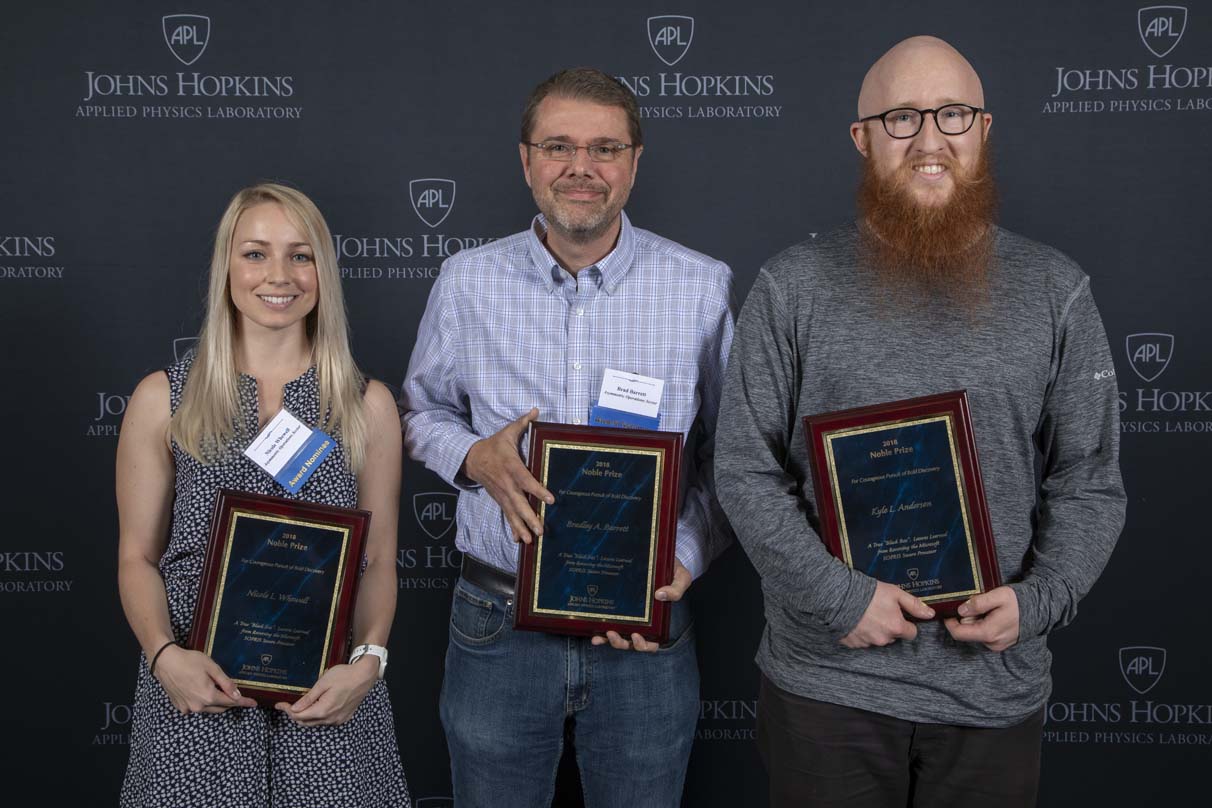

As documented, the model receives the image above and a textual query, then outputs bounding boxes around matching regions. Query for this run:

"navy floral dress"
[121,360,410,807]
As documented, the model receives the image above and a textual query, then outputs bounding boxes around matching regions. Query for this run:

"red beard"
[856,143,998,294]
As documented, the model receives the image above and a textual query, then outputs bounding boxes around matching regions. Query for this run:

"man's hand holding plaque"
[462,407,554,543]
[943,586,1021,651]
[841,581,937,648]
[590,559,691,651]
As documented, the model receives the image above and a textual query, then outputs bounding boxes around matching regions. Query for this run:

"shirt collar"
[526,211,636,295]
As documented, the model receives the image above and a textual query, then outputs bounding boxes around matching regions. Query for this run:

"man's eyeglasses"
[523,141,636,162]
[859,104,984,139]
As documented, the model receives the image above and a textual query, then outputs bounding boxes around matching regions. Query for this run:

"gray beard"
[545,207,615,244]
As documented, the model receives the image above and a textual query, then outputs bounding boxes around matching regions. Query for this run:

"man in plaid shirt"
[402,67,734,808]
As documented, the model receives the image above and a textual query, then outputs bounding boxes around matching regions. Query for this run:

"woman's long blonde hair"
[170,183,368,471]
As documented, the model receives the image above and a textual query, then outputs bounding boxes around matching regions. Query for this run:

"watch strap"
[349,643,388,679]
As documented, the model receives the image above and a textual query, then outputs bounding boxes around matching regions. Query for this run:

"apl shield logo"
[173,337,199,363]
[409,179,456,229]
[1125,332,1174,382]
[260,654,273,666]
[162,14,211,66]
[647,16,694,66]
[1119,646,1166,694]
[1138,6,1187,58]
[587,584,599,597]
[907,568,919,581]
[414,492,456,540]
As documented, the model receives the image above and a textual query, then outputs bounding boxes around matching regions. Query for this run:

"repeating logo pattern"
[1125,333,1174,382]
[173,337,199,364]
[413,492,456,540]
[79,13,300,121]
[647,15,694,66]
[1119,646,1167,694]
[1044,7,1207,115]
[409,179,456,229]
[1138,6,1187,58]
[162,14,211,66]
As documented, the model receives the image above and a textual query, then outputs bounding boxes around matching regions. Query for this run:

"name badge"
[589,368,663,431]
[243,409,335,494]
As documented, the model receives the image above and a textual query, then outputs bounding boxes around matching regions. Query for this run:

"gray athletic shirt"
[716,223,1126,727]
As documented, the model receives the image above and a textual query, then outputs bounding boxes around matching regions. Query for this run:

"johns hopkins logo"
[173,337,199,363]
[162,14,211,66]
[1139,6,1187,58]
[1125,332,1174,382]
[647,15,694,66]
[907,568,920,581]
[260,653,273,666]
[409,179,456,229]
[587,584,600,597]
[414,492,456,540]
[1119,646,1166,694]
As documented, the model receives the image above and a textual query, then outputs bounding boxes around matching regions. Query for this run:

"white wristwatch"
[349,643,388,679]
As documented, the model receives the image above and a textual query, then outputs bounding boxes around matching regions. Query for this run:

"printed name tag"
[597,369,663,419]
[590,368,664,430]
[243,409,335,494]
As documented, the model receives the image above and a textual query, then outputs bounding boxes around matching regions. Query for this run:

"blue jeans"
[439,575,700,808]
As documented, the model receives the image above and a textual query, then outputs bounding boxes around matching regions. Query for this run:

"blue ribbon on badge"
[274,428,336,493]
[588,402,660,431]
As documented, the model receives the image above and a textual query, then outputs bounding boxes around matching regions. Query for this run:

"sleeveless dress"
[121,360,411,808]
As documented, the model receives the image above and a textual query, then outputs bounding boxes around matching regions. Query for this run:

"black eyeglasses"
[522,141,636,163]
[859,104,985,139]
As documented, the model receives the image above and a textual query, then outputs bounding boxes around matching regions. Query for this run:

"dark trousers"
[757,675,1044,808]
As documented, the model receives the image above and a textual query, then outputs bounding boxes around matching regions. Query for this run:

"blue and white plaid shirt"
[401,212,735,578]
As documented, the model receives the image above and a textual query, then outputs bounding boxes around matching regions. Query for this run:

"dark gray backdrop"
[1,1,1208,804]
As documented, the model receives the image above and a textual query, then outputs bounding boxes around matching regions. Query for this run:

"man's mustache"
[555,180,609,194]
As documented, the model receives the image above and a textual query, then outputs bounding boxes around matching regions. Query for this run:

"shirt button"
[573,418,581,425]
[573,362,582,370]
[576,307,584,316]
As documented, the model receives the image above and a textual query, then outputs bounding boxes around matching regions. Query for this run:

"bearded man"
[402,67,734,807]
[715,36,1125,808]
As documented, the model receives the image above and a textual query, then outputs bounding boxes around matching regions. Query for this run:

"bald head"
[857,36,984,118]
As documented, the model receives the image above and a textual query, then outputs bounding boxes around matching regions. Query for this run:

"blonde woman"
[116,184,410,807]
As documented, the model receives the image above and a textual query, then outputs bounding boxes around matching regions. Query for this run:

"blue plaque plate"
[515,423,682,641]
[804,392,1001,617]
[188,490,369,704]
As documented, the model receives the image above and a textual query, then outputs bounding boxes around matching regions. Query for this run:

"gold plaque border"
[532,441,664,624]
[823,414,983,603]
[206,509,352,695]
